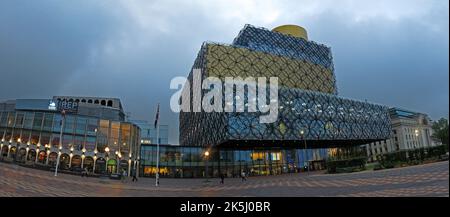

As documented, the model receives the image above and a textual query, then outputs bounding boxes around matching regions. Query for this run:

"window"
[97,120,109,153]
[120,123,131,154]
[15,112,24,127]
[64,116,75,134]
[86,118,98,136]
[40,133,51,146]
[0,112,7,127]
[21,130,30,144]
[74,136,84,151]
[43,113,53,131]
[75,117,87,135]
[62,135,73,149]
[7,112,15,127]
[52,114,62,132]
[33,113,43,130]
[85,136,96,152]
[51,133,60,147]
[109,122,120,153]
[101,100,106,106]
[30,131,40,145]
[107,100,113,107]
[88,99,93,103]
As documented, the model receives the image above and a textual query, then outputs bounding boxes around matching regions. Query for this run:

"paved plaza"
[0,161,448,197]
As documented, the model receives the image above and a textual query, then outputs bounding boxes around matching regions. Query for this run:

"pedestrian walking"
[220,173,225,184]
[241,171,247,182]
[84,167,89,178]
[121,169,127,183]
[131,168,138,182]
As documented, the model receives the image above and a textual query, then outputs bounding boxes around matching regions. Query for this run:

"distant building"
[0,96,140,176]
[129,120,169,145]
[364,108,437,162]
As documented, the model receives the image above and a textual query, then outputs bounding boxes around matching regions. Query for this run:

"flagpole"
[54,111,65,176]
[155,104,160,187]
[155,119,160,186]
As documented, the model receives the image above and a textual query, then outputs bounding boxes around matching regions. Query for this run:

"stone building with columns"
[0,96,140,176]
[364,108,438,162]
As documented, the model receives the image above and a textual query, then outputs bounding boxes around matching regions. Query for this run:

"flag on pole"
[154,103,160,129]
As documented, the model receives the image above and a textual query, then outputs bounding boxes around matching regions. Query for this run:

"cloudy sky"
[1,0,448,144]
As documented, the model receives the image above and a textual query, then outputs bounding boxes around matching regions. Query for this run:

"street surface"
[0,161,448,197]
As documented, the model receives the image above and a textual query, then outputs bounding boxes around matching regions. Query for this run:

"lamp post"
[415,129,420,148]
[69,146,74,168]
[35,143,41,163]
[204,150,210,182]
[7,140,12,159]
[105,147,110,174]
[115,150,119,174]
[25,142,30,162]
[300,130,309,175]
[93,149,98,173]
[0,139,4,160]
[81,148,86,169]
[54,110,66,177]
[128,153,132,177]
[15,138,21,162]
[45,144,50,165]
[116,151,122,174]
[54,145,62,176]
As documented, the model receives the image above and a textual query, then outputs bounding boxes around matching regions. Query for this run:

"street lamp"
[15,138,21,162]
[25,142,30,162]
[0,139,4,160]
[300,130,310,175]
[36,143,42,163]
[46,148,51,165]
[44,144,50,164]
[204,150,210,182]
[415,129,420,148]
[105,146,109,173]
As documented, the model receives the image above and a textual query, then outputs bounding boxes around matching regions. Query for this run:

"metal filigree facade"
[179,25,391,148]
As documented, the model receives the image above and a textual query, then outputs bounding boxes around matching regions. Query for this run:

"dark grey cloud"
[0,1,122,98]
[0,0,448,144]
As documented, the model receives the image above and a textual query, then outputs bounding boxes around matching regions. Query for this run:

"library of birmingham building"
[0,25,391,178]
[142,24,391,178]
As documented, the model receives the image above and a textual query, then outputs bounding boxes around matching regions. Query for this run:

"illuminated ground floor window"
[139,144,329,178]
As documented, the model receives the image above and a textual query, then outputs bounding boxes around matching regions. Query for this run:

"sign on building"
[56,100,79,113]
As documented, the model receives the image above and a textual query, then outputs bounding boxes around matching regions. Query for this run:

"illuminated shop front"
[139,144,328,178]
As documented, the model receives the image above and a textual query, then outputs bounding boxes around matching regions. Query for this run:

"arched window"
[81,99,86,103]
[75,99,80,103]
[101,100,106,106]
[69,98,74,102]
[94,100,99,104]
[88,99,93,103]
[107,100,113,107]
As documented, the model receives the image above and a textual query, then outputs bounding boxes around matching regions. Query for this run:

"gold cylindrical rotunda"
[272,25,308,40]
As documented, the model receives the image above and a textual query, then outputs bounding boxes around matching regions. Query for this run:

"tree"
[432,118,449,146]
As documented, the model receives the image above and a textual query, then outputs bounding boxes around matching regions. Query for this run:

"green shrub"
[326,156,367,173]
[377,145,448,168]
